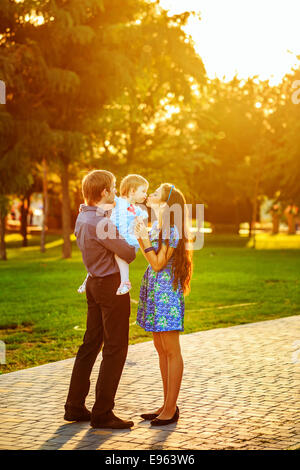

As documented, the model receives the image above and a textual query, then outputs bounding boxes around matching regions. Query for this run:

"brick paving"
[0,315,299,450]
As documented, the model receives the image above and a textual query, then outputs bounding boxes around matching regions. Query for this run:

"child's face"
[131,185,148,204]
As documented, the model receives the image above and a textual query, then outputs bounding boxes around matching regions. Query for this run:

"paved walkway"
[0,315,299,450]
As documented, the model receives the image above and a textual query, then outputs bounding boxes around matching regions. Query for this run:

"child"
[78,174,149,295]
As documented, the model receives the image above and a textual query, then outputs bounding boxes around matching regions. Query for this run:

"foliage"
[0,0,299,240]
[268,64,300,206]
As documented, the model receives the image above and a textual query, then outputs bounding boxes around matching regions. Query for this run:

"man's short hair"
[82,170,115,206]
[120,174,149,197]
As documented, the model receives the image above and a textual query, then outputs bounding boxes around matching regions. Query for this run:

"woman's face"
[146,186,164,208]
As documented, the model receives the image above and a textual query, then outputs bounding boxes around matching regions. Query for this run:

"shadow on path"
[39,419,179,450]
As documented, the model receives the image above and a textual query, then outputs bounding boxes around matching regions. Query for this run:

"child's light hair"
[120,174,149,197]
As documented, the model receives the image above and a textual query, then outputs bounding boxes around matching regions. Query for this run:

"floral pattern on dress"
[136,221,185,332]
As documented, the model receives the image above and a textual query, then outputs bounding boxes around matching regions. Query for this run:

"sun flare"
[160,0,300,85]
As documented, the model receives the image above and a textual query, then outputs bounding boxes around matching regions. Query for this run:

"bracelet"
[144,246,155,253]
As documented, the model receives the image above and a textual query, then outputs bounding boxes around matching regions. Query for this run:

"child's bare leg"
[114,254,131,295]
[115,255,129,283]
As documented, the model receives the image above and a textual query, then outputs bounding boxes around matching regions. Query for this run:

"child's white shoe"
[77,274,89,293]
[116,281,132,295]
[77,283,86,293]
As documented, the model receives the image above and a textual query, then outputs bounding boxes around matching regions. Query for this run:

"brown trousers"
[65,272,130,418]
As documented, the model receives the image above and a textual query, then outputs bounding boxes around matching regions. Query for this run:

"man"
[64,170,136,429]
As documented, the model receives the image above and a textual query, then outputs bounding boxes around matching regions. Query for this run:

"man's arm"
[96,218,136,263]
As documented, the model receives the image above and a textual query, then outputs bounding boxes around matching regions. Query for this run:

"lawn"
[0,231,299,374]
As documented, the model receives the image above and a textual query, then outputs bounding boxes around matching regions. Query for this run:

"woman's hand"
[134,217,149,239]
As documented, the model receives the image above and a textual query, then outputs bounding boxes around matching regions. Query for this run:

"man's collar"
[79,204,111,217]
[80,204,98,213]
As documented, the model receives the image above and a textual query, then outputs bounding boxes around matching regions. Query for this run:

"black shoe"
[140,411,159,421]
[64,406,91,422]
[91,411,134,429]
[150,406,179,426]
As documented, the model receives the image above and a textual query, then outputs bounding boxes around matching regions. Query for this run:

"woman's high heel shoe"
[150,406,179,426]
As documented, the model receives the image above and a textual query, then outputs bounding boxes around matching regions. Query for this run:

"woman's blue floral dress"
[136,221,185,332]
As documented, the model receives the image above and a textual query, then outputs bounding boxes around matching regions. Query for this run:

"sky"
[159,0,300,85]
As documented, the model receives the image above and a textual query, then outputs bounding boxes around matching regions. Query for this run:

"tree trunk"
[20,195,30,247]
[61,160,72,258]
[246,197,252,237]
[0,213,7,260]
[251,177,259,248]
[234,199,240,235]
[40,158,49,253]
[287,213,296,235]
[272,213,279,234]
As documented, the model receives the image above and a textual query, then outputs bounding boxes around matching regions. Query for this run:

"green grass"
[0,232,299,374]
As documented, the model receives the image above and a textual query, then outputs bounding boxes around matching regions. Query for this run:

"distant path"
[0,315,299,450]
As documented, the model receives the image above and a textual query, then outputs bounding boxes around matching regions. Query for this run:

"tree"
[40,157,49,252]
[0,110,33,259]
[190,76,276,234]
[19,169,42,247]
[83,3,215,202]
[1,0,147,257]
[0,0,57,254]
[268,63,300,208]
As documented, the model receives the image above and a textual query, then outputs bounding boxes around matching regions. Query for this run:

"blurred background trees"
[0,0,299,260]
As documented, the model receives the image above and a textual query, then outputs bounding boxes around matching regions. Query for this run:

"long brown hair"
[158,183,193,295]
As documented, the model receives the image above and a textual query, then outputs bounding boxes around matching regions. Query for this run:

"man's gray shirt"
[75,204,136,278]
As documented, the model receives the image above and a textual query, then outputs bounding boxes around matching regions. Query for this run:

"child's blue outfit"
[110,196,148,249]
[77,197,148,294]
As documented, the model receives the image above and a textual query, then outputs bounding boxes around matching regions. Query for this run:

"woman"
[134,183,193,426]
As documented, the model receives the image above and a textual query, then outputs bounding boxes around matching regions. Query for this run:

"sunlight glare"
[160,0,300,85]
